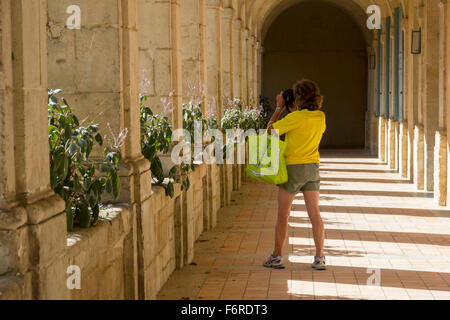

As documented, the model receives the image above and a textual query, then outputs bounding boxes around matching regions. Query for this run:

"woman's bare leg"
[273,187,296,257]
[303,191,324,257]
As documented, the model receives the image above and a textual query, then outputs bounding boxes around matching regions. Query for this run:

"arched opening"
[262,0,368,149]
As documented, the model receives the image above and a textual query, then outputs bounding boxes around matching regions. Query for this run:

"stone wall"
[0,160,236,300]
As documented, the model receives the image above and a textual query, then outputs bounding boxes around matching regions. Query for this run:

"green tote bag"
[246,133,288,185]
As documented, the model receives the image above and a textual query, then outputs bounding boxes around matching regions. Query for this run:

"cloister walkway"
[157,150,450,300]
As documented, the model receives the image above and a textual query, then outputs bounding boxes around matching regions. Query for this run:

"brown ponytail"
[293,79,323,111]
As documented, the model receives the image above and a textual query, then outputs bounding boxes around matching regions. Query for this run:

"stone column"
[435,0,448,205]
[199,0,208,110]
[255,41,262,101]
[367,42,378,156]
[423,0,440,191]
[414,4,426,190]
[248,35,255,104]
[220,7,233,206]
[380,29,389,164]
[204,1,223,224]
[47,0,152,299]
[0,0,66,299]
[137,0,183,130]
[445,1,450,206]
[385,20,397,170]
[221,7,233,100]
[241,28,248,104]
[205,0,223,118]
[232,18,242,99]
[181,0,203,102]
[406,3,421,183]
[400,12,412,179]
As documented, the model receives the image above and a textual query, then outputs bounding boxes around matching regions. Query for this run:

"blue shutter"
[394,7,404,121]
[376,28,383,117]
[394,8,400,121]
[385,17,392,119]
[398,11,404,121]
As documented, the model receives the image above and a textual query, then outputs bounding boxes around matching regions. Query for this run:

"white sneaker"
[263,253,285,269]
[312,256,326,270]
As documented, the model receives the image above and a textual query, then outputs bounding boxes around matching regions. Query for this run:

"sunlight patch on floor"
[287,252,450,273]
[287,280,450,300]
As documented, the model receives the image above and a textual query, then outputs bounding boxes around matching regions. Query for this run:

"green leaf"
[95,133,103,146]
[168,166,178,176]
[150,157,164,180]
[166,182,175,198]
[108,171,120,199]
[142,145,156,161]
[105,178,112,194]
[69,143,77,156]
[78,204,91,228]
[66,205,74,232]
[92,205,100,225]
[50,170,57,189]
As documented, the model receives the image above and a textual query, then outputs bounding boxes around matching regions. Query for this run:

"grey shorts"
[279,163,320,194]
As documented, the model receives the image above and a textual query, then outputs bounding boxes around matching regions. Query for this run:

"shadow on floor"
[321,161,386,166]
[318,189,434,198]
[291,204,450,218]
[291,244,367,258]
[320,168,399,174]
[320,177,413,184]
[288,224,450,246]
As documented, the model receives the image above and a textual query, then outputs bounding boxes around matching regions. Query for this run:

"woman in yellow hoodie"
[264,79,327,270]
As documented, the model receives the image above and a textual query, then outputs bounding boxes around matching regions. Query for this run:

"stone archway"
[262,0,368,149]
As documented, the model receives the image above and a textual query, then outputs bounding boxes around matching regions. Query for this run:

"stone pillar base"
[434,130,447,206]
[388,119,398,170]
[208,164,220,229]
[378,117,386,162]
[233,146,243,191]
[225,164,233,206]
[0,192,66,300]
[414,125,425,190]
[220,164,233,207]
[399,121,409,178]
[370,114,378,155]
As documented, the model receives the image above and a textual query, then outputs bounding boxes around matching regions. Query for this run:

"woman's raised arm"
[267,92,286,134]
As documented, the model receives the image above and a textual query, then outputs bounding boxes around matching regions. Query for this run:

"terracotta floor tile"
[157,151,450,300]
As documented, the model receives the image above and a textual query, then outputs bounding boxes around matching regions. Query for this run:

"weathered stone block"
[141,199,156,267]
[0,274,32,300]
[143,260,157,299]
[154,50,173,95]
[38,254,71,300]
[29,213,66,267]
[74,29,120,93]
[139,169,153,202]
[0,225,29,275]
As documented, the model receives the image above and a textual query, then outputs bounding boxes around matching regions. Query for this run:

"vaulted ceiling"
[223,0,410,44]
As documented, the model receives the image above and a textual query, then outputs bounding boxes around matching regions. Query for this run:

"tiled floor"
[157,150,450,300]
